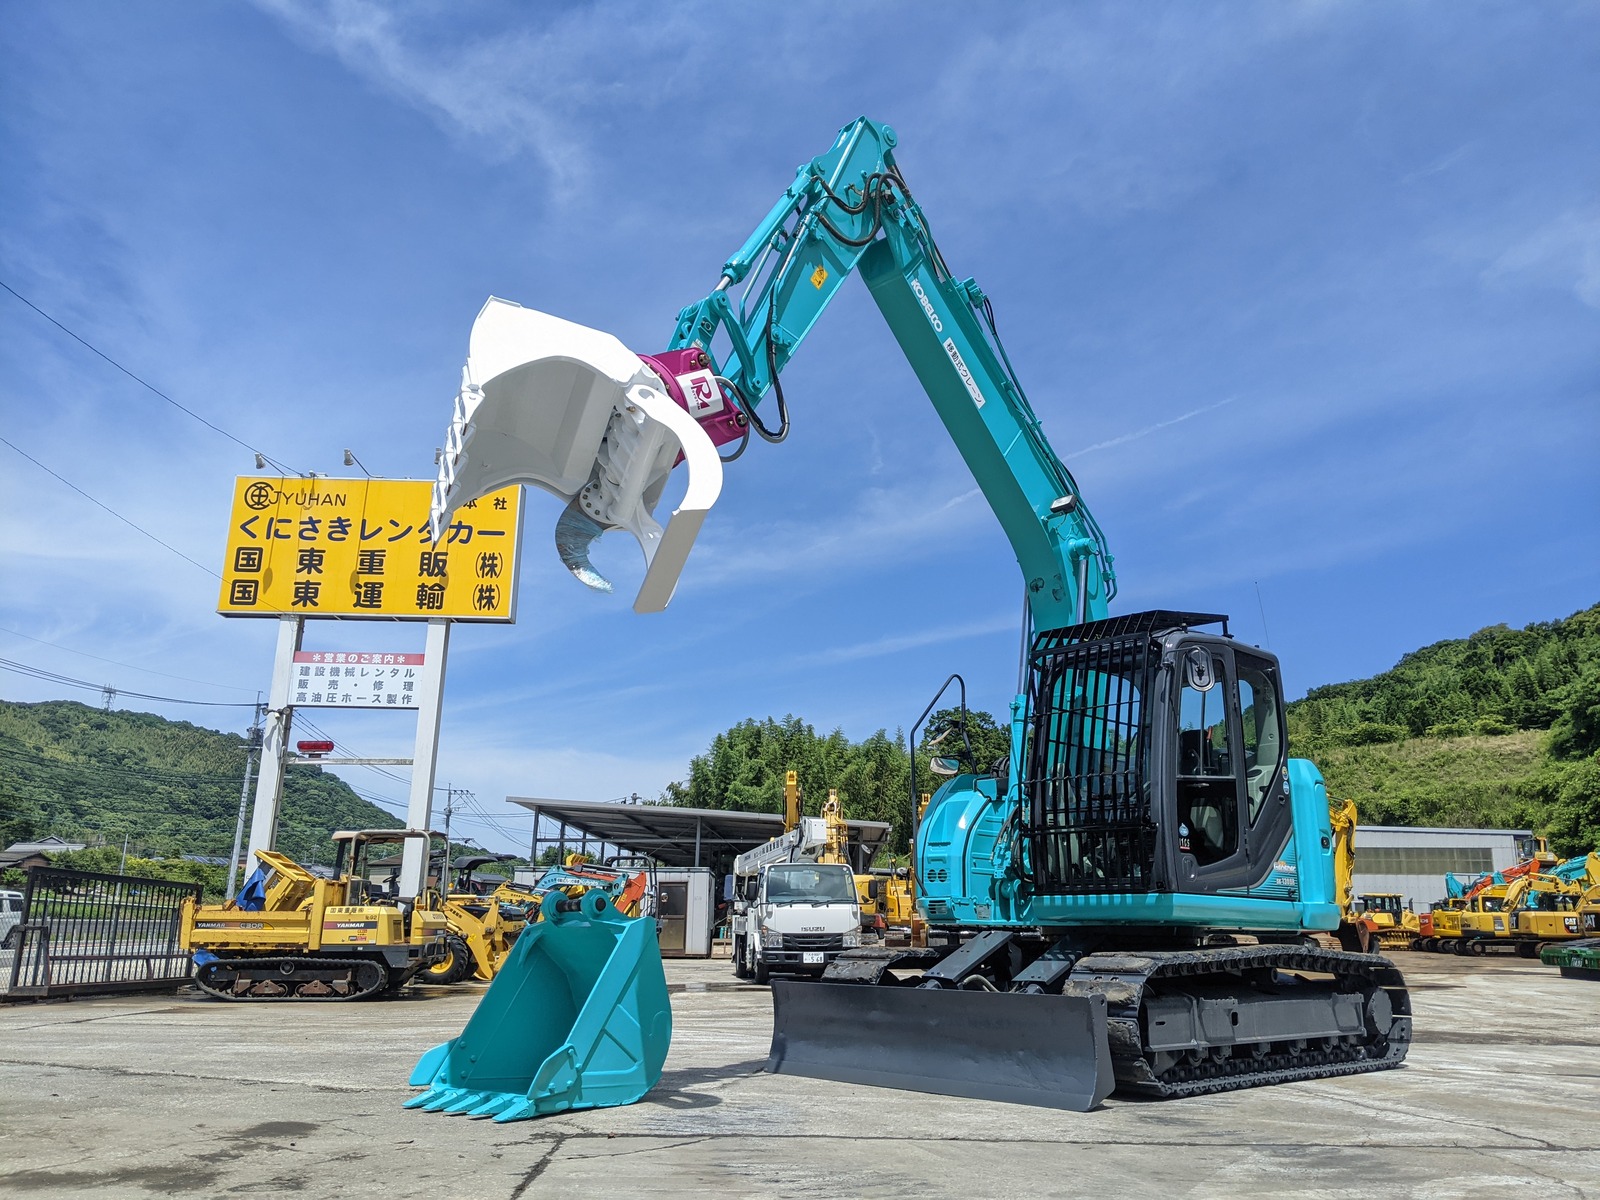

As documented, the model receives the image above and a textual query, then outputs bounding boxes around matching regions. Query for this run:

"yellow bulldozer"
[1355,893,1422,951]
[181,829,450,1000]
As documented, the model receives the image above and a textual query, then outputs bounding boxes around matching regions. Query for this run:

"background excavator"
[1541,858,1600,979]
[427,116,1410,1110]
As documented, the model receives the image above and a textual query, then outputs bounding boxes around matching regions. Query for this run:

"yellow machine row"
[1413,848,1598,957]
[183,832,657,1000]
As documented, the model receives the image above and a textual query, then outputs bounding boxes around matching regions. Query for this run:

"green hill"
[1287,603,1600,854]
[0,699,401,866]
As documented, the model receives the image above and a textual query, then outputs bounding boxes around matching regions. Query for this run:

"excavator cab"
[772,611,1408,1108]
[1019,610,1295,900]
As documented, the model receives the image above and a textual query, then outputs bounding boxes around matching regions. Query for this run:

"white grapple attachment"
[432,298,723,613]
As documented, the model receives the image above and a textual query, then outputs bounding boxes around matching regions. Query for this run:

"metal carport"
[506,795,892,872]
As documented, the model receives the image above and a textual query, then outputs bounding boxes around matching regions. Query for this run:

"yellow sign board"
[217,477,522,621]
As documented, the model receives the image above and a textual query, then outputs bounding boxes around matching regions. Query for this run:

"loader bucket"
[768,981,1114,1112]
[432,297,724,612]
[406,891,671,1122]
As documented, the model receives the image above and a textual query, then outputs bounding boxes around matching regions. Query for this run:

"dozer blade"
[768,981,1114,1112]
[431,297,724,612]
[406,891,671,1122]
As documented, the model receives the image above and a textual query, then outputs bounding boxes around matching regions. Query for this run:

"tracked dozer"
[181,830,449,1000]
[420,117,1411,1109]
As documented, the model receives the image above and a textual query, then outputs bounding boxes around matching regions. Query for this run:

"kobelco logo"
[910,279,943,333]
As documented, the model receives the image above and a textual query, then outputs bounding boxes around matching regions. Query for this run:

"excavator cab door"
[1168,638,1292,894]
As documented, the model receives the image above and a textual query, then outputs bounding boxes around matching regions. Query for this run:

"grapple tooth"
[554,497,613,593]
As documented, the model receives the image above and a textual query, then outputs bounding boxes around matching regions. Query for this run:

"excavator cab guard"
[406,890,671,1121]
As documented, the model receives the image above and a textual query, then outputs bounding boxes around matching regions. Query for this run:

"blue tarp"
[235,867,268,912]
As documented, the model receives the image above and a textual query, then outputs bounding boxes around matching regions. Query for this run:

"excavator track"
[1065,944,1411,1099]
[194,955,393,1001]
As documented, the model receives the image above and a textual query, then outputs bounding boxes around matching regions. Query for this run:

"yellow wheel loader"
[424,853,531,984]
[181,830,449,1001]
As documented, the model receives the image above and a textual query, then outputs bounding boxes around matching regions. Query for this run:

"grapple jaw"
[405,891,671,1121]
[431,297,726,612]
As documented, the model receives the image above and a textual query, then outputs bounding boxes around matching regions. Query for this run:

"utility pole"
[226,699,266,897]
[118,832,130,875]
[439,784,456,896]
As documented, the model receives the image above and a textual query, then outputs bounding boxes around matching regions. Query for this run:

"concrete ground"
[0,951,1596,1199]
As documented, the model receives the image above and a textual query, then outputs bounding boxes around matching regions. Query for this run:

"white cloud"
[1067,397,1236,460]
[789,612,1017,668]
[1483,208,1600,309]
[681,477,988,591]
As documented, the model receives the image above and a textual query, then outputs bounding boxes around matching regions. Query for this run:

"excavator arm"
[430,117,1114,628]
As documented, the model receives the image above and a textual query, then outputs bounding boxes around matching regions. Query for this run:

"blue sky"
[2,2,1597,855]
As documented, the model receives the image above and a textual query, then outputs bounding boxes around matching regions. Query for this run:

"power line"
[0,744,246,786]
[0,277,301,476]
[0,436,220,579]
[0,656,256,708]
[0,624,257,694]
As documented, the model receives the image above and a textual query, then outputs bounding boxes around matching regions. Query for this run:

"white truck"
[730,817,861,984]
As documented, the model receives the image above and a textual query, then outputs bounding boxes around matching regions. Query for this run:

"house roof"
[4,836,87,854]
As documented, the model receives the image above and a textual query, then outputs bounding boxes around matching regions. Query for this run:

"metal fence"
[2,867,200,1000]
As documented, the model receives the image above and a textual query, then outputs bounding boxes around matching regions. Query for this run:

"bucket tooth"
[404,892,672,1122]
[466,1095,517,1120]
[418,1089,463,1113]
[442,1091,490,1114]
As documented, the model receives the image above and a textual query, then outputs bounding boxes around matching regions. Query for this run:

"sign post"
[400,620,451,897]
[244,616,303,869]
[221,477,524,890]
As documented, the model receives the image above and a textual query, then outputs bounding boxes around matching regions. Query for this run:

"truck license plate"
[802,951,824,965]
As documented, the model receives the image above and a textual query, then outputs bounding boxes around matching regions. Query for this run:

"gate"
[3,867,201,999]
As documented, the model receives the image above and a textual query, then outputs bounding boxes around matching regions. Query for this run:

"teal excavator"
[425,118,1410,1111]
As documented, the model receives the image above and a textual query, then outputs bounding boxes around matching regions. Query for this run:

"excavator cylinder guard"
[768,980,1114,1112]
[406,891,671,1122]
[432,298,724,612]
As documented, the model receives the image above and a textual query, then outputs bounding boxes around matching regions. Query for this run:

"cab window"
[1176,651,1238,865]
[1236,660,1283,824]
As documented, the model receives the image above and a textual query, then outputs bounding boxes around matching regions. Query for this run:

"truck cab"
[734,861,861,984]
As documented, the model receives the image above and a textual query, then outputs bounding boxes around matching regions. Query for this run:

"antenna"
[1254,581,1272,649]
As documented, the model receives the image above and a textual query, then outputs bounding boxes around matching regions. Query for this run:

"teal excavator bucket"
[406,891,672,1121]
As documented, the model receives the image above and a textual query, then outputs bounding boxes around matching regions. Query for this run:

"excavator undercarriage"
[773,937,1410,1108]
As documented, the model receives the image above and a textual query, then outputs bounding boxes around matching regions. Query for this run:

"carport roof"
[506,795,892,869]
